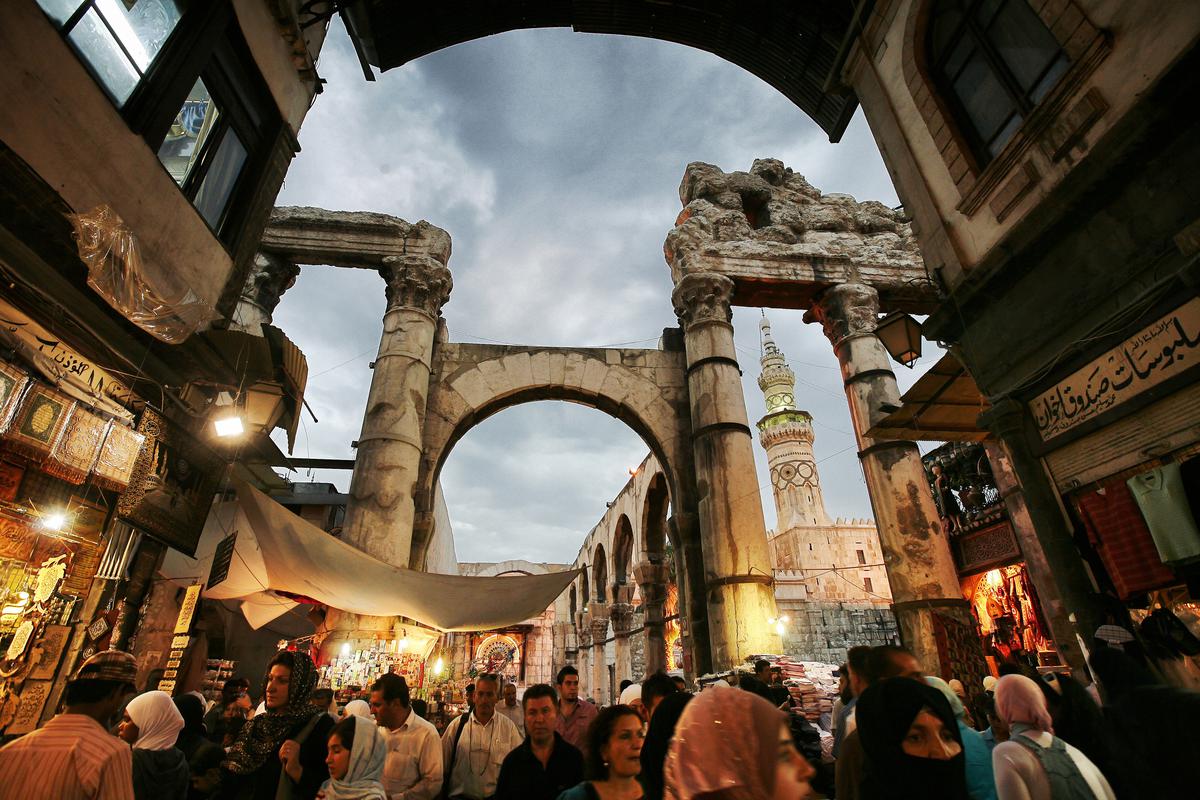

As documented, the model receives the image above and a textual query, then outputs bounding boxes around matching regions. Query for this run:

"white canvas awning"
[161,481,579,631]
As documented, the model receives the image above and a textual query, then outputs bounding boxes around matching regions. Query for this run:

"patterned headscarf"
[223,650,319,775]
[320,716,388,800]
[664,686,785,799]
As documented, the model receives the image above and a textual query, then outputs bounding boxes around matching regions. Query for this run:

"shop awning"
[866,352,990,442]
[161,481,580,631]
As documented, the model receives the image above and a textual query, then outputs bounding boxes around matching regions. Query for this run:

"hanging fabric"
[1127,464,1200,566]
[1075,481,1177,600]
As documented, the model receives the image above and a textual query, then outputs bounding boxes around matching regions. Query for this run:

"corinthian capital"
[380,255,453,315]
[610,603,635,636]
[803,282,880,349]
[672,272,735,327]
[232,252,300,331]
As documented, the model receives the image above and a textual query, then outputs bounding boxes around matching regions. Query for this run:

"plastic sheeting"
[68,205,219,343]
[161,481,580,632]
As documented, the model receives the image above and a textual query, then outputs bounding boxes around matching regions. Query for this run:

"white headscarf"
[619,683,642,705]
[321,715,388,800]
[126,690,185,750]
[343,699,372,719]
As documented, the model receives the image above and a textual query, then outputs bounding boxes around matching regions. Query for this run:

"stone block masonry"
[777,600,899,665]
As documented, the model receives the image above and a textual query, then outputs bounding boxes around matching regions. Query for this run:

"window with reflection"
[37,0,187,106]
[927,0,1070,165]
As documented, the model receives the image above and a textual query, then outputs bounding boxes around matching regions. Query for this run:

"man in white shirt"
[371,673,443,800]
[441,673,522,800]
[496,682,524,734]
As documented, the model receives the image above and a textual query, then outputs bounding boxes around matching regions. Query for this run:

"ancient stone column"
[230,252,300,333]
[804,283,967,673]
[672,273,781,669]
[320,254,451,661]
[610,601,635,686]
[589,606,610,705]
[634,560,670,675]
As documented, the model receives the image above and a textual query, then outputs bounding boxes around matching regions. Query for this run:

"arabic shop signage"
[1031,297,1200,441]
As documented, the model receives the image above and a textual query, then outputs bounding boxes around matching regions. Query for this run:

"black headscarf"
[856,677,968,800]
[222,650,319,775]
[639,691,692,800]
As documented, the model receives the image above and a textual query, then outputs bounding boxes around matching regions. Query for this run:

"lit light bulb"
[340,642,351,657]
[398,637,408,652]
[433,657,444,676]
[214,415,245,437]
[775,622,786,636]
[42,512,67,531]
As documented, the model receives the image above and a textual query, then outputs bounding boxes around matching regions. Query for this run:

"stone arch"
[415,343,697,570]
[640,471,670,559]
[611,514,634,594]
[474,559,549,577]
[344,4,861,140]
[592,543,608,603]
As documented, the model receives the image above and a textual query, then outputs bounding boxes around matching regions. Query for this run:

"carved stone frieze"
[380,255,453,315]
[671,272,735,327]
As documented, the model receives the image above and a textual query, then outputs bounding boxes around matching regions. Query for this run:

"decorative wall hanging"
[0,361,29,435]
[4,384,75,462]
[0,462,23,502]
[6,679,52,735]
[46,414,109,485]
[92,422,145,491]
[118,409,220,556]
[28,624,71,680]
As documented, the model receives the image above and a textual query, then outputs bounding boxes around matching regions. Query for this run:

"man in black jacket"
[493,684,583,800]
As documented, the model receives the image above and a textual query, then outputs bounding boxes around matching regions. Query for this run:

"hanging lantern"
[875,311,923,368]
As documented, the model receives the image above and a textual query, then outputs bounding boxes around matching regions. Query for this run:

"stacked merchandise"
[201,659,237,703]
[748,655,840,722]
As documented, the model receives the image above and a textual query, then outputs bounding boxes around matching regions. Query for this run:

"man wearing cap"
[0,650,138,799]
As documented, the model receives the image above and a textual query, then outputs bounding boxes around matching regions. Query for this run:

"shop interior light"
[397,637,409,652]
[340,642,352,657]
[213,415,245,437]
[433,656,444,676]
[41,512,67,531]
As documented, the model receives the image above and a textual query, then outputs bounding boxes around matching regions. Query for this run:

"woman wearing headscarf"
[219,649,336,800]
[991,674,1115,800]
[317,715,387,800]
[340,700,372,720]
[639,692,691,800]
[663,687,814,799]
[118,690,190,800]
[927,677,996,800]
[854,677,967,800]
[175,693,226,799]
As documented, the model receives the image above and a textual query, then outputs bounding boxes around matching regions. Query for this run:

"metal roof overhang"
[340,0,863,141]
[866,352,990,442]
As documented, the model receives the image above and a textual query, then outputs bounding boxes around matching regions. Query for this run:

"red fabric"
[1076,481,1177,599]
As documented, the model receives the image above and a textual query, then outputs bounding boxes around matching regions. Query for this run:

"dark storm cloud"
[272,18,918,562]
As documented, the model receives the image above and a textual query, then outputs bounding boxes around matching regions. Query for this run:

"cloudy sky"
[270,19,942,565]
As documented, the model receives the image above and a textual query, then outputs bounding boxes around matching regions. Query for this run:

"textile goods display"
[1075,481,1177,599]
[46,413,108,484]
[68,205,218,344]
[3,384,75,462]
[160,481,581,632]
[0,361,29,435]
[1127,464,1200,565]
[92,421,145,491]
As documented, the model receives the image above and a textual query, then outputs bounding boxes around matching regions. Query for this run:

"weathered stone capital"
[577,627,592,648]
[633,561,670,589]
[590,617,611,641]
[380,255,453,315]
[804,282,880,349]
[245,252,300,310]
[610,603,635,636]
[672,272,735,327]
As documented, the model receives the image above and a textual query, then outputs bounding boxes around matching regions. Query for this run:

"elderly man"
[496,682,524,733]
[494,684,583,800]
[441,673,522,800]
[371,673,442,800]
[0,650,138,799]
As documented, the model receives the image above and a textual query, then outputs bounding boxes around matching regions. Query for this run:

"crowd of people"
[0,640,1195,799]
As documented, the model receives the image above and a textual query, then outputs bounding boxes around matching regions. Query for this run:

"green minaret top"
[758,313,797,415]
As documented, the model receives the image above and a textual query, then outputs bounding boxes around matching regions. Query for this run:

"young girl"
[318,715,388,800]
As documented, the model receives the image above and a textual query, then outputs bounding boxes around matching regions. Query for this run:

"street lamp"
[875,311,923,367]
[768,614,790,637]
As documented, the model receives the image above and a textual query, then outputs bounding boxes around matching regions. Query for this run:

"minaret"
[756,314,832,529]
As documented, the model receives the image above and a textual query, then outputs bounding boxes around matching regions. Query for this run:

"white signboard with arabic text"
[1031,298,1200,441]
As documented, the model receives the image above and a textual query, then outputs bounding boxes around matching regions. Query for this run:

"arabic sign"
[1032,298,1200,441]
[174,584,202,634]
[207,531,237,590]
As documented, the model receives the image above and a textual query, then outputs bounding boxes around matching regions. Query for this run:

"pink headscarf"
[994,674,1054,733]
[664,687,785,800]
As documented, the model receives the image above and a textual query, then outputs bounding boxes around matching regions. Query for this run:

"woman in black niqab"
[855,677,969,800]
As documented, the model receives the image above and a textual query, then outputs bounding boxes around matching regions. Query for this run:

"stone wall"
[778,599,899,665]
